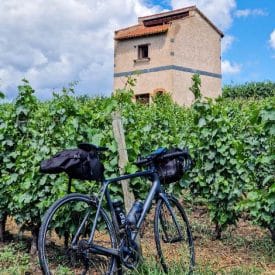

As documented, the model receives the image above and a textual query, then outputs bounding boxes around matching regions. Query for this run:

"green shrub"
[0,79,274,245]
[188,99,250,238]
[238,101,275,241]
[222,81,275,99]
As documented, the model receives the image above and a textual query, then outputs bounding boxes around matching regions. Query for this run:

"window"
[155,90,164,96]
[135,93,150,104]
[153,88,166,96]
[138,44,149,59]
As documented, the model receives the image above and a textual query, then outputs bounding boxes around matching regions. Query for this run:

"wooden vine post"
[111,111,135,213]
[112,111,142,253]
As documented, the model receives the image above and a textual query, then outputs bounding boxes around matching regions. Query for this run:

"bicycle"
[38,143,195,274]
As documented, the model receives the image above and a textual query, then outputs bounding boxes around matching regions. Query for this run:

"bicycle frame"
[72,168,183,258]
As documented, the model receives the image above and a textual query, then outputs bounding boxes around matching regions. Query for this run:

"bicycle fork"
[159,194,184,243]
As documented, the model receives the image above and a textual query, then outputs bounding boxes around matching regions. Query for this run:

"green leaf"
[198,117,206,127]
[247,191,260,201]
[205,162,214,171]
[263,175,274,185]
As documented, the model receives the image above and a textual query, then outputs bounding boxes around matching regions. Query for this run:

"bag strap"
[87,153,94,178]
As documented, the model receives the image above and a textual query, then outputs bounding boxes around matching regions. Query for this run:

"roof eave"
[114,5,224,40]
[115,29,168,41]
[138,5,196,23]
[138,5,224,38]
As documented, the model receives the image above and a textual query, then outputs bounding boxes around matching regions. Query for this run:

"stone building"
[113,6,223,105]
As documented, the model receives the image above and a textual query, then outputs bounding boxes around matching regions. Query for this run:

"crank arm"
[162,235,183,243]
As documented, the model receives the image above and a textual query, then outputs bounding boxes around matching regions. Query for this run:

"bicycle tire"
[38,193,118,275]
[154,195,195,273]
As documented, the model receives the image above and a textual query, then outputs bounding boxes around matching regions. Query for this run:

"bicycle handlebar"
[135,157,150,166]
[159,150,190,160]
[135,148,193,167]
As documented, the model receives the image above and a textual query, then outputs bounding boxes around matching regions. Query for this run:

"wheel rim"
[40,197,115,275]
[155,198,194,273]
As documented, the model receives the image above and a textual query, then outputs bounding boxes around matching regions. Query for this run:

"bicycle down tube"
[86,169,156,257]
[73,169,184,258]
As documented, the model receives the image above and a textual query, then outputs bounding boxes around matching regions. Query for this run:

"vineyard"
[0,79,274,273]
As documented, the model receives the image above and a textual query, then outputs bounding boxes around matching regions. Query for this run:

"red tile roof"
[114,5,223,41]
[115,24,169,40]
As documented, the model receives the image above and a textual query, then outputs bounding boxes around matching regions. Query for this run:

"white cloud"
[222,60,241,74]
[0,0,163,99]
[269,30,275,50]
[221,35,234,54]
[171,0,236,31]
[235,9,268,18]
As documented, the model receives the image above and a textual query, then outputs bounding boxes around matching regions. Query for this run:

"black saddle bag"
[40,148,104,181]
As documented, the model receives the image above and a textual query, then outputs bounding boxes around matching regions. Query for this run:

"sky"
[0,0,274,100]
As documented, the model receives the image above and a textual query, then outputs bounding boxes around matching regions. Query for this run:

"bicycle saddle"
[77,143,108,152]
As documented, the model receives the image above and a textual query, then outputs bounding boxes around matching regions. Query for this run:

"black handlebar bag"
[40,149,104,181]
[156,148,185,184]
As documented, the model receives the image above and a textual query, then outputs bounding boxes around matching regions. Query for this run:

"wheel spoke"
[39,194,117,275]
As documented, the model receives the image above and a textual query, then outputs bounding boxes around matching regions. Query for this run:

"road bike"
[38,144,195,274]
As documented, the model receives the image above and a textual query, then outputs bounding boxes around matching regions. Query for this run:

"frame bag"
[40,149,104,181]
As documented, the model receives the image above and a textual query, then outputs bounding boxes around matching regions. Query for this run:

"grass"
[1,201,274,274]
[129,259,264,275]
[0,233,272,274]
[0,242,30,274]
[0,248,265,275]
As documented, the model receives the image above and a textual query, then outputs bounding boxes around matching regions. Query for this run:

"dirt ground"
[139,204,275,274]
[2,204,275,274]
[187,205,274,274]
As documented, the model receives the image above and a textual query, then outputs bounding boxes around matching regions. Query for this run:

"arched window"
[155,90,164,96]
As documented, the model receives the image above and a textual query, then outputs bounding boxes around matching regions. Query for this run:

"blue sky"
[0,0,274,99]
[222,0,275,84]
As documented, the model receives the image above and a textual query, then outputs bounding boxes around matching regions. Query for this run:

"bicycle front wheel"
[154,195,195,273]
[38,193,117,275]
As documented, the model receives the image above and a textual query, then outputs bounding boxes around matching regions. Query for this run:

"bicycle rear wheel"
[38,193,117,275]
[154,195,195,273]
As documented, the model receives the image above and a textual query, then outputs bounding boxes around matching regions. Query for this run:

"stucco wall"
[114,70,173,95]
[114,33,171,73]
[172,71,221,106]
[114,10,222,105]
[169,10,221,74]
[169,10,222,104]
